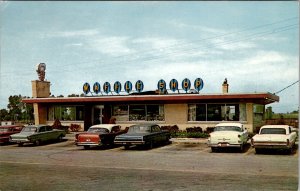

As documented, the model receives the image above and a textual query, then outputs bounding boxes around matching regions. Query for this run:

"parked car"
[207,123,248,152]
[114,123,171,149]
[10,125,66,146]
[251,125,297,153]
[75,124,127,149]
[0,125,24,144]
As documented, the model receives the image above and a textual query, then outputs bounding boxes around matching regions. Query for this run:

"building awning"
[22,92,279,105]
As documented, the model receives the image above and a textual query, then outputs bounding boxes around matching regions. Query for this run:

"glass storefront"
[188,103,247,122]
[112,104,165,122]
[47,106,84,121]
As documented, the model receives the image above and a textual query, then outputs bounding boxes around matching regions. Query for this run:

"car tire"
[211,147,217,152]
[57,135,63,142]
[35,140,41,146]
[255,148,261,154]
[239,144,244,152]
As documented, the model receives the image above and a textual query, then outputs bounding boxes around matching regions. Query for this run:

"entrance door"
[93,105,104,125]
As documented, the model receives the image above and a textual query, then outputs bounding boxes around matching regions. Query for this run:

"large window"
[47,106,84,121]
[113,104,164,122]
[112,105,129,121]
[188,103,246,122]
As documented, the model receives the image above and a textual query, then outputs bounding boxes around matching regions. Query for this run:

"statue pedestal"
[31,80,50,98]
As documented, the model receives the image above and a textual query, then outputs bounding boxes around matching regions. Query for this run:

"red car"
[75,124,128,149]
[0,125,24,144]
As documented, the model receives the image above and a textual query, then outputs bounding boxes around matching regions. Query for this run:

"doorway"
[93,105,104,125]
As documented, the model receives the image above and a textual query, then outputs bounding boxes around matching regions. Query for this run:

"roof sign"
[83,83,90,94]
[194,78,204,92]
[169,79,178,92]
[93,82,101,94]
[124,81,132,93]
[135,80,144,93]
[103,82,111,94]
[114,81,122,94]
[182,78,191,92]
[158,79,166,93]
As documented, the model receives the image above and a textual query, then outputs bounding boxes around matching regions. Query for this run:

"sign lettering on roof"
[83,78,204,95]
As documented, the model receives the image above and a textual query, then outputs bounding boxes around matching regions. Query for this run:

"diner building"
[23,78,279,133]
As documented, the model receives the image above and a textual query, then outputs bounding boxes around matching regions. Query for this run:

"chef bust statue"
[36,63,46,81]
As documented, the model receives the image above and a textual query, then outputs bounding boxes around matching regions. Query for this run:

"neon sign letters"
[83,78,204,95]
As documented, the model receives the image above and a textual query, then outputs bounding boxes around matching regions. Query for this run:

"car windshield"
[88,127,109,133]
[214,126,242,132]
[22,126,37,132]
[260,128,286,135]
[128,125,151,133]
[0,127,9,132]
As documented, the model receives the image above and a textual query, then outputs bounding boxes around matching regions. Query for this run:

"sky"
[0,1,299,113]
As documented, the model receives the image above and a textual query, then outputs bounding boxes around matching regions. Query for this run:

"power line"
[274,80,299,94]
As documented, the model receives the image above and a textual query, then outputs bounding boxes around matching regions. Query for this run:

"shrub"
[70,124,81,132]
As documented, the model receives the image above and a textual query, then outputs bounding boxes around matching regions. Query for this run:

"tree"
[7,95,23,121]
[0,109,9,121]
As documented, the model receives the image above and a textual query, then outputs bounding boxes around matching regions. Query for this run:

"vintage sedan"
[251,125,297,153]
[75,124,127,149]
[207,123,248,152]
[0,125,24,144]
[10,125,66,146]
[114,124,171,149]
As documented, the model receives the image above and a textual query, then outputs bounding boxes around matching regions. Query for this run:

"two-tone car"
[75,124,128,149]
[0,125,24,144]
[114,123,171,149]
[207,123,248,152]
[251,125,297,153]
[10,125,66,146]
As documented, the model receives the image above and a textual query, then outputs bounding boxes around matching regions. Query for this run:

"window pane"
[76,106,84,120]
[196,104,206,121]
[112,105,129,121]
[239,104,247,121]
[47,107,55,121]
[146,105,164,121]
[129,105,146,121]
[61,106,76,121]
[207,104,224,121]
[224,104,239,121]
[188,104,196,121]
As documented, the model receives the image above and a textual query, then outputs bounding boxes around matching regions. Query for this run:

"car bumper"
[114,140,145,145]
[0,137,10,143]
[10,138,30,144]
[208,142,242,148]
[75,142,102,146]
[252,142,291,149]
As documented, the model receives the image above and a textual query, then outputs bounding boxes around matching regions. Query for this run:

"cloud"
[45,29,99,38]
[89,36,135,56]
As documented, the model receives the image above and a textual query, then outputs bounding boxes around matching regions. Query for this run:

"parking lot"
[0,138,298,191]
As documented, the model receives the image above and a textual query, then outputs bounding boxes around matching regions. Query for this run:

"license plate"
[220,143,228,147]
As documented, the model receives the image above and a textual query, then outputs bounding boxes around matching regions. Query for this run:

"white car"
[251,125,297,153]
[207,123,248,152]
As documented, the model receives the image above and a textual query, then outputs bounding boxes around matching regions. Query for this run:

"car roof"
[89,124,119,131]
[130,123,159,127]
[215,123,243,128]
[261,125,290,129]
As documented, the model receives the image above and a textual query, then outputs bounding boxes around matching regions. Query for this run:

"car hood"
[10,132,35,138]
